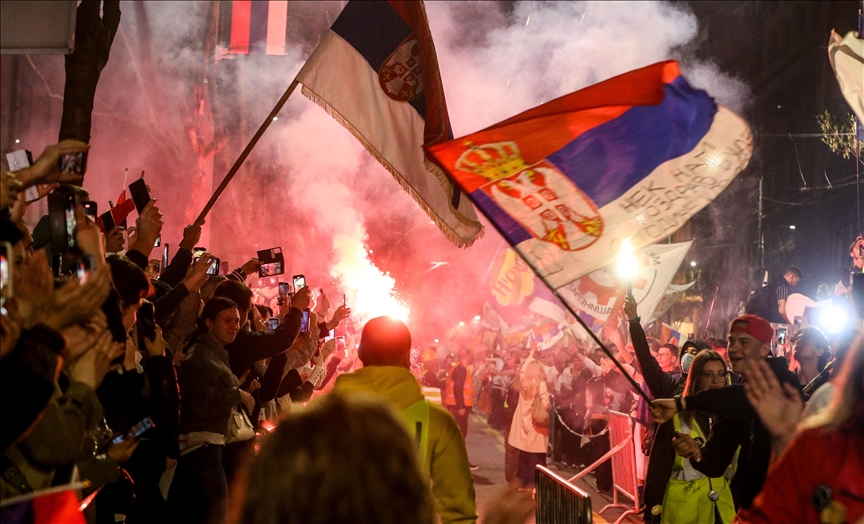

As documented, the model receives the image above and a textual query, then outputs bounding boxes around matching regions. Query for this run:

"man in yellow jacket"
[333,316,478,524]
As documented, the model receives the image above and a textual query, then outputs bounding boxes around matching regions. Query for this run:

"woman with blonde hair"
[508,341,551,490]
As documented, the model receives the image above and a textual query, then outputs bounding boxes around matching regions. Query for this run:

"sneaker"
[469,463,480,471]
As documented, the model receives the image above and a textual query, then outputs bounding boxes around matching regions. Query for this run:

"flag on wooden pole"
[294,1,484,247]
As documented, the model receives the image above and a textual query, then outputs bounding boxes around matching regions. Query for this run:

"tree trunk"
[58,1,121,143]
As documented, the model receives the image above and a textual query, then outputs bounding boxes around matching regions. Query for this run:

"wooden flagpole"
[195,79,299,224]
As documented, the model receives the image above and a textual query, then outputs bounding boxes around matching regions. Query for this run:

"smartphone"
[128,178,151,214]
[336,336,345,352]
[268,317,280,331]
[64,193,78,250]
[57,151,88,176]
[162,244,169,272]
[777,327,787,345]
[81,200,98,221]
[110,417,155,446]
[76,255,94,284]
[259,261,283,278]
[148,259,162,275]
[0,242,11,312]
[293,274,306,292]
[300,309,310,334]
[99,210,116,232]
[136,302,156,348]
[193,246,206,258]
[257,247,285,277]
[154,235,161,248]
[206,258,220,276]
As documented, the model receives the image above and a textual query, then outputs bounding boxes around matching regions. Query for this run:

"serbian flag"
[224,1,289,55]
[427,61,753,287]
[0,486,86,524]
[295,1,483,247]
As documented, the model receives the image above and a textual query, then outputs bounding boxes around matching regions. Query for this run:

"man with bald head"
[333,316,477,524]
[649,314,800,510]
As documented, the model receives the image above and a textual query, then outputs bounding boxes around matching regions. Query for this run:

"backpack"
[744,277,783,319]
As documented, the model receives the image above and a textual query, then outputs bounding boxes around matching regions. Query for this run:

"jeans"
[167,445,227,524]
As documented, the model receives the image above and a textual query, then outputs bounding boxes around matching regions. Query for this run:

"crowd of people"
[415,254,862,523]
[0,139,862,524]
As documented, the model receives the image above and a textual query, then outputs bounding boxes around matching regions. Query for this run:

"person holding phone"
[168,297,246,524]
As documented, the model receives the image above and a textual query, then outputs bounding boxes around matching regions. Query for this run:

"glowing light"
[14,139,20,144]
[474,315,481,321]
[690,261,697,267]
[434,339,439,343]
[458,321,465,327]
[330,234,409,325]
[617,238,638,279]
[817,305,847,333]
[789,225,796,230]
[272,117,278,121]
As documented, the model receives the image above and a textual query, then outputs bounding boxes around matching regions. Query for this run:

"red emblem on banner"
[379,35,424,101]
[455,141,603,251]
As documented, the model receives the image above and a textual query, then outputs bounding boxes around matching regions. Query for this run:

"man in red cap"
[649,314,801,510]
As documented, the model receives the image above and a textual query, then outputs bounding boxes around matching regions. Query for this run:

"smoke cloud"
[10,1,751,344]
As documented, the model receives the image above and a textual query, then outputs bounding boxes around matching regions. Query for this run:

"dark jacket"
[224,307,304,379]
[684,357,800,509]
[629,319,689,518]
[1,325,65,452]
[178,334,241,436]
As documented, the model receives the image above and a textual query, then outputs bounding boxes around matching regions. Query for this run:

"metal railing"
[535,465,593,524]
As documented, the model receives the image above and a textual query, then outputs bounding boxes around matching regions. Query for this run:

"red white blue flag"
[426,61,753,286]
[295,1,484,247]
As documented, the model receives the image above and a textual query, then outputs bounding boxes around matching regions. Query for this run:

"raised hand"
[179,221,204,251]
[743,357,803,455]
[74,206,106,265]
[182,252,215,293]
[624,294,638,321]
[39,264,112,331]
[67,332,124,389]
[19,140,91,187]
[61,310,109,363]
[104,226,126,253]
[131,199,163,257]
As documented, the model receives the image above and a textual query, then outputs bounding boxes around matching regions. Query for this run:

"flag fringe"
[300,84,484,248]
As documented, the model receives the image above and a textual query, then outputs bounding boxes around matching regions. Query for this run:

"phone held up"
[57,151,88,176]
[268,317,280,331]
[110,417,154,447]
[292,274,306,292]
[257,247,284,278]
[300,309,310,334]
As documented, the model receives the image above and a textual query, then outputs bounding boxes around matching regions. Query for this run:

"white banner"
[557,241,692,322]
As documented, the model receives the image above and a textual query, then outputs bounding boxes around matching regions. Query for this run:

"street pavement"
[465,414,642,523]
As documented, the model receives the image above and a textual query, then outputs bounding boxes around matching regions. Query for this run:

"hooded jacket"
[333,366,477,524]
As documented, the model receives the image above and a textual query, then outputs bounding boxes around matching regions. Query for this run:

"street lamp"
[617,238,638,296]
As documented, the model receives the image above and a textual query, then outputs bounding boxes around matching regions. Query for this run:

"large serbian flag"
[426,61,753,287]
[295,1,484,247]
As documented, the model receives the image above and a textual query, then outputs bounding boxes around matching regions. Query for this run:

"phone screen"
[76,255,94,284]
[111,417,154,446]
[278,282,291,297]
[293,275,306,291]
[259,261,284,277]
[206,258,220,276]
[64,193,78,250]
[0,242,11,311]
[300,310,310,334]
[268,317,280,331]
[57,151,88,176]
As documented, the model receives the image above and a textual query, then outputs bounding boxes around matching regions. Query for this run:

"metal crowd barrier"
[598,411,641,523]
[535,465,593,524]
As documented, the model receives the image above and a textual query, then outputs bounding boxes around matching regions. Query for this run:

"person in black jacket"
[649,314,801,510]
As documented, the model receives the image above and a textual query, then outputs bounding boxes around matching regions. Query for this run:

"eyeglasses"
[701,371,728,380]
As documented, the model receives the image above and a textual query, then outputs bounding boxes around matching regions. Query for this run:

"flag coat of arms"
[427,61,753,286]
[295,0,483,247]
